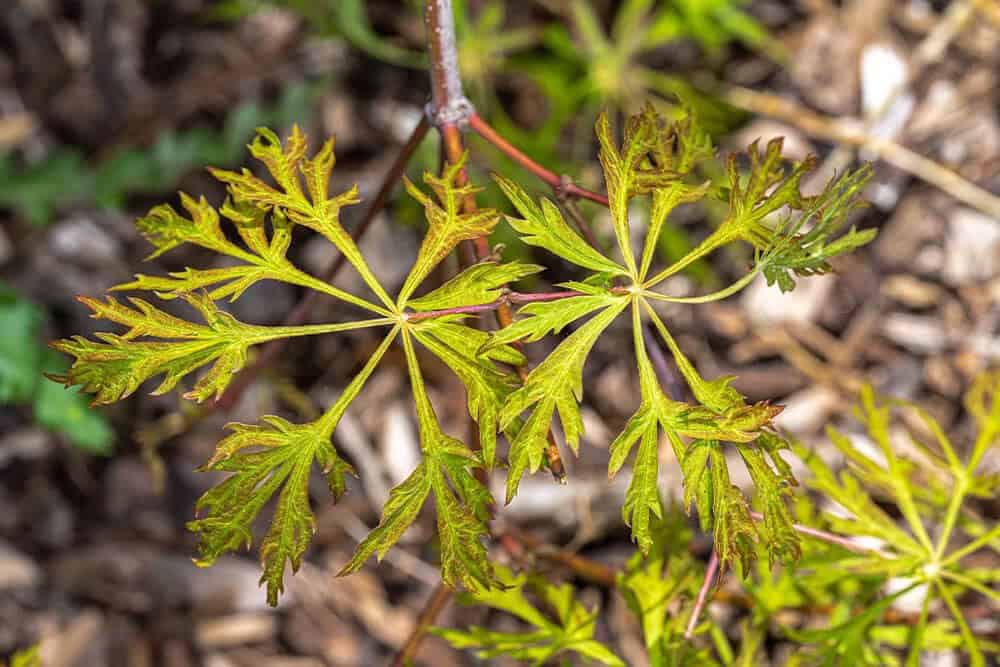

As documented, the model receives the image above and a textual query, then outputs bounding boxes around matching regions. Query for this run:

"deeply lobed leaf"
[495,174,627,276]
[53,292,389,404]
[398,154,502,305]
[188,330,393,605]
[53,293,261,404]
[341,331,498,592]
[499,298,628,502]
[414,322,521,469]
[210,126,394,310]
[408,260,542,312]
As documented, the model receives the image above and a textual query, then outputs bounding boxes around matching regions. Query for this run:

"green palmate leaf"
[494,174,627,276]
[407,259,542,312]
[484,289,622,351]
[35,353,114,454]
[117,196,385,315]
[500,298,628,502]
[53,292,391,404]
[398,154,502,305]
[0,287,44,403]
[1,285,113,453]
[341,331,497,592]
[209,125,394,310]
[413,322,520,469]
[189,328,396,606]
[434,564,625,666]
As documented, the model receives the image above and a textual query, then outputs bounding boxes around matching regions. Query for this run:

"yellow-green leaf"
[398,154,501,305]
[408,260,542,312]
[495,174,626,276]
[499,298,627,501]
[189,329,394,605]
[53,292,391,404]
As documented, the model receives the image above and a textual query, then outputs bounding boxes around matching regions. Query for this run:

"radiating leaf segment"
[56,107,874,606]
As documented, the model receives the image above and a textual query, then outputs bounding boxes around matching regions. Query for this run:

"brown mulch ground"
[1,2,998,665]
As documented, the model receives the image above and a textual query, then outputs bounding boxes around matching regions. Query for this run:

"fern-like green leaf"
[495,174,627,276]
[52,292,391,404]
[789,378,1000,665]
[398,154,502,305]
[434,564,625,666]
[407,259,542,312]
[500,298,628,502]
[617,508,712,665]
[188,328,395,605]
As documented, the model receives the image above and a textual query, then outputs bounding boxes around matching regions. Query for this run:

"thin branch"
[425,0,472,127]
[468,112,610,207]
[559,192,603,251]
[390,582,453,667]
[685,549,720,639]
[723,85,1000,220]
[498,526,617,587]
[427,0,567,483]
[748,511,894,558]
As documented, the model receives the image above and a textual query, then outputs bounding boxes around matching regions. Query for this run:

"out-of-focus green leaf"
[0,149,92,226]
[0,283,113,453]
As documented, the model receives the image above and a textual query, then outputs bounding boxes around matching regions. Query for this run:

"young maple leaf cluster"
[55,105,874,606]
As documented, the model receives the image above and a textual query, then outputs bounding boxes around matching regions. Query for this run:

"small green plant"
[55,105,873,604]
[439,376,1000,664]
[49,1,997,664]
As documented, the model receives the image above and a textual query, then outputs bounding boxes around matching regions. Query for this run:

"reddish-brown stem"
[560,194,603,251]
[390,582,453,667]
[214,115,431,411]
[426,0,566,482]
[748,511,892,557]
[685,549,720,639]
[468,112,609,207]
[500,527,617,587]
[405,290,581,322]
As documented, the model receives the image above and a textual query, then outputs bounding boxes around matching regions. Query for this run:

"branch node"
[426,97,476,129]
